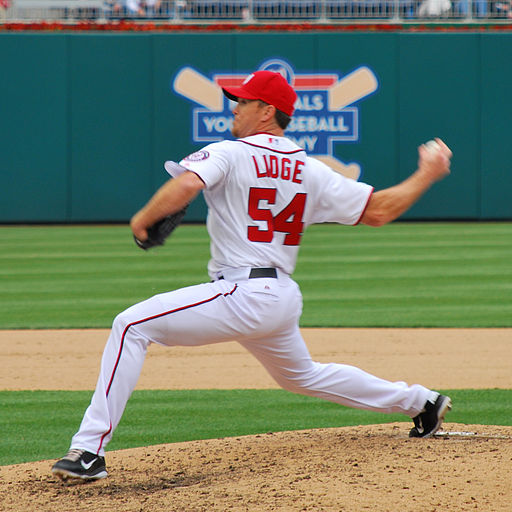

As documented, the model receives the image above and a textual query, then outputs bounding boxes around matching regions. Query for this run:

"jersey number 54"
[247,187,306,246]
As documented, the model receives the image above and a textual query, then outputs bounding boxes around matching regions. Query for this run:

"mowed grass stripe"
[1,222,511,328]
[1,224,210,328]
[294,222,512,326]
[303,303,511,327]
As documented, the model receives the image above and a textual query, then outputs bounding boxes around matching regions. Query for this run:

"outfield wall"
[1,31,511,222]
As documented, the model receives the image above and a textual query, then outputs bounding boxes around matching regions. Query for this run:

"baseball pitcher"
[52,70,452,481]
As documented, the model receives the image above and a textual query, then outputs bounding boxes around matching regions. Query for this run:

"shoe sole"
[424,395,452,438]
[52,467,108,481]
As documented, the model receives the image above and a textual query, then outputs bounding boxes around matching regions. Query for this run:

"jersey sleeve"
[164,141,232,189]
[305,157,374,226]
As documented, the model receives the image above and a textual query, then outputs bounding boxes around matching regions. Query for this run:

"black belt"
[218,267,277,280]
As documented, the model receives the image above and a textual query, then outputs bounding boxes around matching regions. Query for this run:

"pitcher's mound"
[1,423,511,512]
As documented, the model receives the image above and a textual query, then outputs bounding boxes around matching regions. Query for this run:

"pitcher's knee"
[111,310,132,333]
[111,309,150,343]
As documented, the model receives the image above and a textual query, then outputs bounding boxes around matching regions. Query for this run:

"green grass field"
[2,222,511,328]
[1,222,511,466]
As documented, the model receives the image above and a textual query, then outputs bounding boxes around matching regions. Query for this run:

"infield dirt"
[1,328,511,511]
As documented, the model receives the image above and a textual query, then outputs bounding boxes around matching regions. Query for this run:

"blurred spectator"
[174,0,191,18]
[454,0,488,17]
[143,0,162,16]
[125,0,145,15]
[109,0,145,16]
[400,0,422,18]
[142,0,174,17]
[0,0,10,21]
[108,0,174,17]
[418,0,451,15]
[495,0,512,16]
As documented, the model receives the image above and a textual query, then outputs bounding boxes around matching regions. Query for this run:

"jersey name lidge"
[251,154,305,183]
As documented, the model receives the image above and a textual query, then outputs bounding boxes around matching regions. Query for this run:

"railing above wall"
[2,0,511,23]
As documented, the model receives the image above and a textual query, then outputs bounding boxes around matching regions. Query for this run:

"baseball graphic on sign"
[172,59,379,180]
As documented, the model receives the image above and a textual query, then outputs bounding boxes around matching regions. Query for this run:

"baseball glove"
[133,205,188,250]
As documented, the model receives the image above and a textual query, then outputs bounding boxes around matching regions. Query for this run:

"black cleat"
[409,394,452,438]
[52,449,107,481]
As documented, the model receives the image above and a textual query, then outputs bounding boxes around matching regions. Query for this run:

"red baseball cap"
[222,70,297,116]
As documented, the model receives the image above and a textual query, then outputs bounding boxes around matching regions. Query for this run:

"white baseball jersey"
[165,133,373,278]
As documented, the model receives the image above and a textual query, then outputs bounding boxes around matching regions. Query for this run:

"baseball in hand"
[424,140,441,154]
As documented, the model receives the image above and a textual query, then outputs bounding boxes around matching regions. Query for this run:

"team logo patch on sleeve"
[184,150,210,161]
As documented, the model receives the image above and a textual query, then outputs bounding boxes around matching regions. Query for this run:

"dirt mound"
[1,423,511,512]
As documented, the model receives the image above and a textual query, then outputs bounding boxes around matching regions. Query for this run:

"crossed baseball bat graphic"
[174,66,378,180]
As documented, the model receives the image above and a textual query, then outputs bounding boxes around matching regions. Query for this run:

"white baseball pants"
[71,269,434,456]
